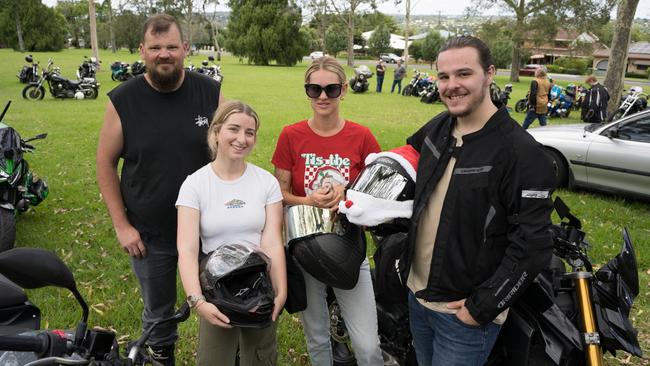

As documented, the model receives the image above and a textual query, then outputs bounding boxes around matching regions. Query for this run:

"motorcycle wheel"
[607,108,625,122]
[402,85,412,96]
[22,85,45,100]
[561,109,571,118]
[515,99,527,113]
[85,87,99,99]
[0,209,16,252]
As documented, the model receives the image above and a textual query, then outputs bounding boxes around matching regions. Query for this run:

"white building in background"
[360,30,450,50]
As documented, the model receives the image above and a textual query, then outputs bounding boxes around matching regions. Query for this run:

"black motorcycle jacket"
[400,107,556,325]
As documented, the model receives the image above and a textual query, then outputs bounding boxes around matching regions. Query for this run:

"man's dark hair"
[142,13,184,42]
[438,36,494,72]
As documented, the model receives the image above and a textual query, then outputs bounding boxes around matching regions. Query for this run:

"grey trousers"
[130,234,178,347]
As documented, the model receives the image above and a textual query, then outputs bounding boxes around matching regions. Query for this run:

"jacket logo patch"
[225,199,246,209]
[195,115,209,127]
[521,190,549,199]
[454,166,492,175]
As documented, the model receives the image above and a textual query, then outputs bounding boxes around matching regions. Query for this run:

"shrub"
[554,57,588,75]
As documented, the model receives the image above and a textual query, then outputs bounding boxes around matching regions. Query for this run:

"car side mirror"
[607,128,619,139]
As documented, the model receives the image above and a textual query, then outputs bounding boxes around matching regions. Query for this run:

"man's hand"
[447,298,480,326]
[115,224,146,258]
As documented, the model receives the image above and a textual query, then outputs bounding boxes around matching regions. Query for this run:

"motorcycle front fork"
[566,272,604,366]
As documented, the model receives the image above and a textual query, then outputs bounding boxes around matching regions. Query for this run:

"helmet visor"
[351,158,409,201]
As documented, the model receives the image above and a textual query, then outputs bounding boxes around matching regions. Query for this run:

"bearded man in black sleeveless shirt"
[96,14,224,365]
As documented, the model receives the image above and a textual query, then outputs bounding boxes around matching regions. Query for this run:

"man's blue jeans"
[522,110,547,129]
[391,79,402,94]
[408,292,501,366]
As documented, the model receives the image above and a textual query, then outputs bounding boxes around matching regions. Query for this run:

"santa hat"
[339,145,419,227]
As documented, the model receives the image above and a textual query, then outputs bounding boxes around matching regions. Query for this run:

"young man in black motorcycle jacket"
[400,36,556,366]
[96,14,224,365]
[581,75,609,123]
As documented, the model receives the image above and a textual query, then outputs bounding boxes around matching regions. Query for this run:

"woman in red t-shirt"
[272,56,383,366]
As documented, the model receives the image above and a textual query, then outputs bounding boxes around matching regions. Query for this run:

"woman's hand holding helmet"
[308,183,345,212]
[272,291,287,321]
[196,300,233,328]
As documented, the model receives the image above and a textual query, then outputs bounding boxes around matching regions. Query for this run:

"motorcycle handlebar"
[0,333,49,354]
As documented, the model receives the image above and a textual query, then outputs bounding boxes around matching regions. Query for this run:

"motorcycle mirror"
[0,248,76,291]
[553,197,581,229]
[24,133,48,142]
[620,228,640,297]
[0,101,11,123]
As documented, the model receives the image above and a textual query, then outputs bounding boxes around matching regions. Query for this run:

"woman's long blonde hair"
[207,100,260,159]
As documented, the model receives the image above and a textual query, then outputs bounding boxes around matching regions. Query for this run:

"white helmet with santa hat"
[339,145,419,228]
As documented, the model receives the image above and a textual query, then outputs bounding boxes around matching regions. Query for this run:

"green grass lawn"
[1,48,648,365]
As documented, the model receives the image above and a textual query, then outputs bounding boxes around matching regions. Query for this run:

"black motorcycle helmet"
[289,215,366,290]
[199,243,275,328]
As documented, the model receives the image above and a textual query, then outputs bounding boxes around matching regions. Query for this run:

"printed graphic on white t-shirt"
[301,153,350,195]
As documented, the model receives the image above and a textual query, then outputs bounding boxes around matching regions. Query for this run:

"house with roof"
[592,42,650,75]
[522,29,604,64]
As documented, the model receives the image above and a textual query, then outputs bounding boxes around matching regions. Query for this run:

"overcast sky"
[41,0,650,20]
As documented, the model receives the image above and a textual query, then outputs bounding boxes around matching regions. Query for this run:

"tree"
[114,9,145,53]
[421,30,444,69]
[226,0,309,66]
[408,40,422,63]
[0,0,67,51]
[472,0,613,82]
[368,23,390,57]
[327,0,380,66]
[324,23,347,56]
[604,0,640,114]
[57,0,91,48]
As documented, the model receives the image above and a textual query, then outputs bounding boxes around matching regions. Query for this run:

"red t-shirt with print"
[272,120,381,197]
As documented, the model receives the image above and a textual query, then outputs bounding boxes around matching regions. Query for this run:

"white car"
[309,51,324,60]
[527,110,650,201]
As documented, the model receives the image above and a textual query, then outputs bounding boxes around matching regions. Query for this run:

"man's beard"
[148,62,183,92]
[445,87,488,118]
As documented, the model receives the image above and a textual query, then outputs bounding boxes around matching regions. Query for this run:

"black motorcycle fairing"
[591,229,642,357]
[0,274,27,308]
[0,127,24,184]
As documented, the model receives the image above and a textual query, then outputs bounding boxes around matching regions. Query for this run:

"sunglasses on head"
[304,83,343,99]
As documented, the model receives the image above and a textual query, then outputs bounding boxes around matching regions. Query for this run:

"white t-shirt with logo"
[175,163,283,254]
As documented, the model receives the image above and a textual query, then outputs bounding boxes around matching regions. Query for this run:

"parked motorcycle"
[22,59,100,100]
[131,60,146,77]
[16,55,39,84]
[402,70,430,97]
[349,65,373,93]
[0,247,191,365]
[331,197,641,366]
[111,61,133,82]
[607,86,649,121]
[419,80,440,104]
[0,101,48,252]
[77,56,100,80]
[497,83,512,110]
[197,56,223,83]
[515,93,528,113]
[547,86,574,118]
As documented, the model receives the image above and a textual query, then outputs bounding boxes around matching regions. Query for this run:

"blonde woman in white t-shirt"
[176,100,286,366]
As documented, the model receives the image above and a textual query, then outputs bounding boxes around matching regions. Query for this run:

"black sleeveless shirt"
[108,72,220,241]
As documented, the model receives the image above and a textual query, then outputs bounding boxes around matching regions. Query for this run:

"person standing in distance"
[391,59,406,94]
[96,13,224,365]
[522,68,551,129]
[401,36,556,366]
[376,59,386,92]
